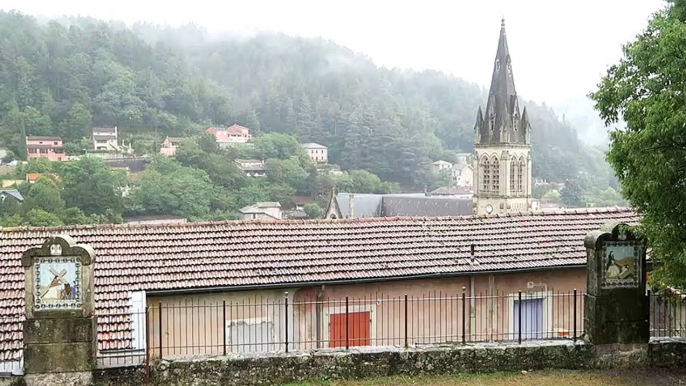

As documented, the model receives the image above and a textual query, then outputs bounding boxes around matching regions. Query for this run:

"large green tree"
[60,157,125,215]
[590,0,686,288]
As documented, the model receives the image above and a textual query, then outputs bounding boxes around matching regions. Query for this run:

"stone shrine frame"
[584,222,648,345]
[21,235,95,319]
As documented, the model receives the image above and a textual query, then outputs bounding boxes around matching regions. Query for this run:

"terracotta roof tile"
[0,208,639,361]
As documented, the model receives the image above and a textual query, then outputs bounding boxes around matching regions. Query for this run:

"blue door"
[514,298,544,340]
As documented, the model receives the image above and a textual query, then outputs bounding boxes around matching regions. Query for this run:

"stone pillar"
[584,223,648,345]
[21,235,96,386]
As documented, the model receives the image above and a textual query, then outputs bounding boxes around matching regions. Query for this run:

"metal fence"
[95,290,587,367]
[649,291,686,338]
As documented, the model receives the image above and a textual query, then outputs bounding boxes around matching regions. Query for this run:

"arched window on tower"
[491,156,500,193]
[517,157,525,193]
[510,157,516,194]
[480,156,490,193]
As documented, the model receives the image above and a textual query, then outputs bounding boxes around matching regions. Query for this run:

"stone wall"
[93,341,594,386]
[0,339,675,386]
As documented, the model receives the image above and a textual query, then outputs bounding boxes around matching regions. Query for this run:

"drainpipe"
[488,275,495,341]
[469,245,477,341]
[470,276,476,341]
[316,286,324,349]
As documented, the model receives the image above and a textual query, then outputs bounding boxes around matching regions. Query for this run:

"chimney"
[349,193,355,218]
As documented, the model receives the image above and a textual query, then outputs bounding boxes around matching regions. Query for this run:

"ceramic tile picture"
[601,242,640,289]
[34,257,82,310]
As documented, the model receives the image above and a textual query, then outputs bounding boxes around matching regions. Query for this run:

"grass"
[283,369,686,386]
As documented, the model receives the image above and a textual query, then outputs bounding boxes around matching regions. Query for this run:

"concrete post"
[584,223,648,345]
[21,235,96,386]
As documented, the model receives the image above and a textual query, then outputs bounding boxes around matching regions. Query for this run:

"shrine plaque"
[33,256,83,310]
[601,241,640,289]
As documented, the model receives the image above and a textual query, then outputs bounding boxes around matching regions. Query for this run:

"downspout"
[470,276,476,342]
[469,245,476,341]
[488,275,495,341]
[316,286,324,349]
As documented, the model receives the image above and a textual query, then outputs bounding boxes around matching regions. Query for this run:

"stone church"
[473,19,533,216]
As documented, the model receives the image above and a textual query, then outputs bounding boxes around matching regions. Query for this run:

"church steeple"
[474,19,530,145]
[472,20,533,216]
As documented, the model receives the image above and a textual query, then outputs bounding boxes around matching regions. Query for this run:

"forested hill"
[0,12,614,189]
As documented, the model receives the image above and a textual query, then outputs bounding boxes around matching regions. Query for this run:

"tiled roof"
[26,136,62,142]
[302,143,327,149]
[0,207,639,361]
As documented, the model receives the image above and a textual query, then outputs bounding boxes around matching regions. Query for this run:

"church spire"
[475,19,528,145]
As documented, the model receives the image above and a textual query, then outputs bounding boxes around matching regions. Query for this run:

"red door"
[330,312,371,348]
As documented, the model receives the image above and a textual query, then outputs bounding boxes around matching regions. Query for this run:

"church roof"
[475,19,530,146]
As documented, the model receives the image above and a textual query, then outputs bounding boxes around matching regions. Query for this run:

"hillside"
[0,12,617,192]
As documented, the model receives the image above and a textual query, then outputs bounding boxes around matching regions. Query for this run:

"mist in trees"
[0,12,619,196]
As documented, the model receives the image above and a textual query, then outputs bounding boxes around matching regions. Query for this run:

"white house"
[92,127,119,151]
[452,163,474,188]
[431,160,453,172]
[239,202,282,220]
[302,143,328,163]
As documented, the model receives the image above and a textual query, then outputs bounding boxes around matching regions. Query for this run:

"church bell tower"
[473,19,532,216]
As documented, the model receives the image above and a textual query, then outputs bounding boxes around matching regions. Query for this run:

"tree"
[61,207,90,225]
[22,158,53,174]
[265,158,309,192]
[349,170,382,193]
[590,0,686,288]
[22,209,63,227]
[560,179,585,208]
[23,176,65,214]
[303,203,322,219]
[251,133,309,161]
[60,157,124,215]
[267,183,296,207]
[129,159,214,220]
[62,102,92,141]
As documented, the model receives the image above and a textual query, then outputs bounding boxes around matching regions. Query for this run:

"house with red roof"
[206,124,252,148]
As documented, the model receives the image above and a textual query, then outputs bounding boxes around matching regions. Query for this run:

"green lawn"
[284,369,686,386]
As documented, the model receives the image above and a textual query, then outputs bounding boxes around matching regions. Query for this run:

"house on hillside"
[207,124,252,147]
[26,136,66,162]
[0,189,23,203]
[92,127,119,151]
[0,207,641,369]
[160,137,186,156]
[452,163,474,188]
[302,143,328,163]
[239,202,282,220]
[25,173,60,184]
[431,160,453,172]
[235,159,266,177]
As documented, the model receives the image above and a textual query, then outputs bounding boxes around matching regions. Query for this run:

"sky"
[0,0,666,106]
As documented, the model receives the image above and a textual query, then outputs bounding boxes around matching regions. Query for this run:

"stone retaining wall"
[0,339,675,386]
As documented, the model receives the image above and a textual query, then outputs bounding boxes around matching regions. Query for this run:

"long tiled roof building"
[0,207,638,361]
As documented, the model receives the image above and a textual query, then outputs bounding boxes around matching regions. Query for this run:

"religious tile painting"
[34,257,82,310]
[601,241,640,289]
